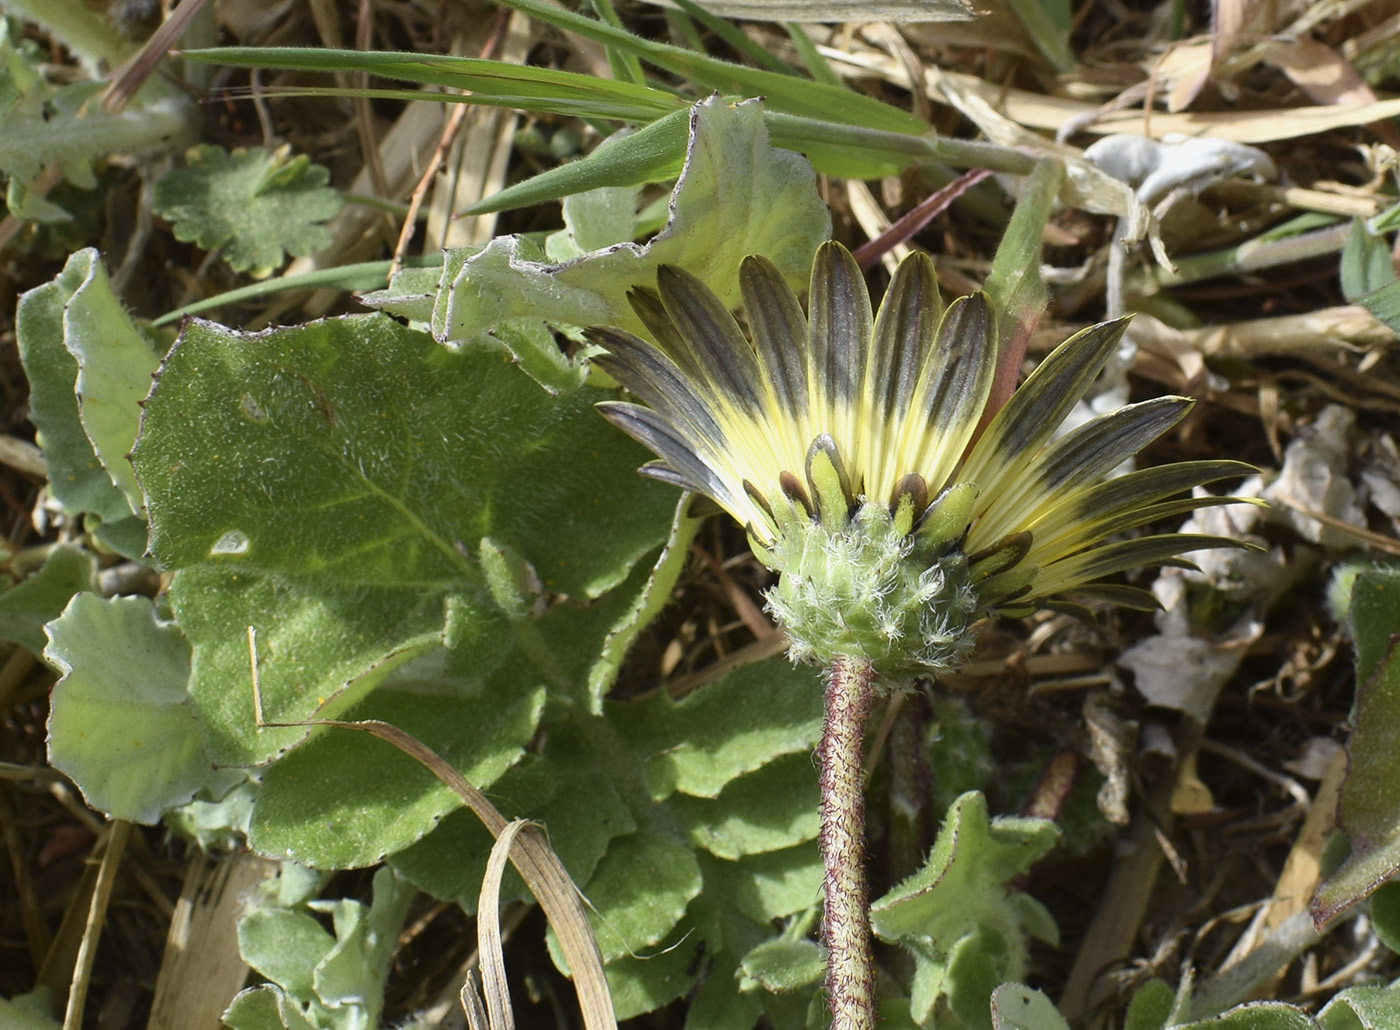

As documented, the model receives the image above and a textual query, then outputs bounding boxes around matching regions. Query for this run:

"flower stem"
[819,653,878,1030]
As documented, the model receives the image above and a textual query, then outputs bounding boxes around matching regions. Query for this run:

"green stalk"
[819,653,878,1030]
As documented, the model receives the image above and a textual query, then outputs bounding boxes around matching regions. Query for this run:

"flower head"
[592,242,1246,680]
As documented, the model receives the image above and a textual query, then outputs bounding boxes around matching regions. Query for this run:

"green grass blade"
[589,0,647,85]
[466,106,691,215]
[785,23,845,88]
[1004,0,1074,73]
[185,47,682,121]
[491,0,928,134]
[666,0,802,77]
[150,257,441,327]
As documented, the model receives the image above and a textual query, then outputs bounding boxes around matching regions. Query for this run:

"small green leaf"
[1315,568,1400,925]
[59,251,161,518]
[617,658,823,800]
[600,924,706,1021]
[222,986,317,1030]
[389,718,635,910]
[672,752,820,859]
[554,831,702,964]
[1349,566,1400,686]
[587,500,699,708]
[44,593,226,824]
[1319,981,1400,1030]
[0,546,95,654]
[232,866,414,1030]
[1341,219,1394,302]
[153,145,342,276]
[737,938,824,993]
[309,867,416,1016]
[709,843,823,924]
[546,184,642,260]
[1371,880,1400,953]
[238,909,336,998]
[872,792,1060,1026]
[0,989,62,1030]
[15,249,153,548]
[1124,978,1175,1030]
[1359,278,1400,336]
[990,983,1074,1030]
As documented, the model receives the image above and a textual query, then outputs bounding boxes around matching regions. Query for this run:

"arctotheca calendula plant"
[592,232,1248,1029]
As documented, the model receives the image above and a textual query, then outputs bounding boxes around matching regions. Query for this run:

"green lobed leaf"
[551,830,703,964]
[247,671,545,869]
[164,776,258,852]
[615,658,823,800]
[871,792,1061,1026]
[363,97,831,347]
[44,593,230,824]
[0,545,95,654]
[546,184,644,261]
[388,717,636,910]
[599,923,707,1021]
[238,909,336,999]
[671,752,820,859]
[234,865,414,1030]
[153,145,343,276]
[15,249,151,543]
[737,938,824,993]
[309,867,416,1016]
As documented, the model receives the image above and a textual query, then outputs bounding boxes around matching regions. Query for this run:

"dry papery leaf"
[633,0,975,22]
[824,46,1400,144]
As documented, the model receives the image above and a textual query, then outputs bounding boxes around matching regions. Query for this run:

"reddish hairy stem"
[819,654,878,1030]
